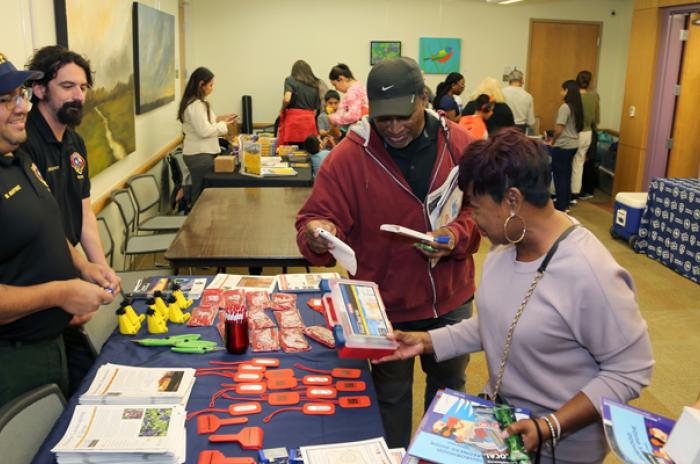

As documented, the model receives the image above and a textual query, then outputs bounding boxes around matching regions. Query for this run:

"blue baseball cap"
[0,52,43,94]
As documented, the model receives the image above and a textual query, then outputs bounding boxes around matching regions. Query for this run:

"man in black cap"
[0,52,115,408]
[21,46,121,394]
[296,57,480,447]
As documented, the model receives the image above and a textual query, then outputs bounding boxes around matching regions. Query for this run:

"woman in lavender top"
[375,128,653,463]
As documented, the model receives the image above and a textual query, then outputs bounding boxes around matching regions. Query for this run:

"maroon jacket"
[295,113,480,323]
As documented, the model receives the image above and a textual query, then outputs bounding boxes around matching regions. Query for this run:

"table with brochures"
[203,165,313,188]
[33,285,384,464]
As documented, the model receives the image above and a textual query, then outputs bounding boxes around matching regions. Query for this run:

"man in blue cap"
[0,52,115,408]
[296,57,481,447]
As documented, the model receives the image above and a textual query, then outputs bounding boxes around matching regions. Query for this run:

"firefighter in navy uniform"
[0,52,115,407]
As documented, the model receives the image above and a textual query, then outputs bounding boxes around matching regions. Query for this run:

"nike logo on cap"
[381,85,394,91]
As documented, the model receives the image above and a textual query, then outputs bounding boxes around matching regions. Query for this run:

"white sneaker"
[570,199,578,205]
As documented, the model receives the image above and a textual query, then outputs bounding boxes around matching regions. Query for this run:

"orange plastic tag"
[302,375,333,385]
[305,387,337,399]
[336,380,366,392]
[264,368,295,379]
[233,372,264,383]
[227,402,262,415]
[331,368,361,379]
[235,383,267,395]
[267,377,298,390]
[303,402,335,414]
[251,357,280,367]
[267,392,301,405]
[239,364,266,373]
[338,396,371,408]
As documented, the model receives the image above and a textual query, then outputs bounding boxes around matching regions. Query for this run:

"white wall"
[1,0,182,202]
[186,0,633,130]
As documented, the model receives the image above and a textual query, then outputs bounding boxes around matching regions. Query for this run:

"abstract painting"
[370,41,401,65]
[133,3,175,114]
[419,37,462,74]
[55,0,137,176]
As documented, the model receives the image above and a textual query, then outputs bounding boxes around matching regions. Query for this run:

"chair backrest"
[110,189,137,235]
[0,384,66,463]
[96,216,114,268]
[83,299,119,355]
[127,174,160,222]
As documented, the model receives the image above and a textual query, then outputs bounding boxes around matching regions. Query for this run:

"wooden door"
[527,21,601,133]
[667,13,700,177]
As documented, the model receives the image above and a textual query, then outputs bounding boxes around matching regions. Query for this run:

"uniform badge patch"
[30,163,50,190]
[70,152,86,175]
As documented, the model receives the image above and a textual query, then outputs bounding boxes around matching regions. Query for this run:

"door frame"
[644,4,700,186]
[526,19,603,130]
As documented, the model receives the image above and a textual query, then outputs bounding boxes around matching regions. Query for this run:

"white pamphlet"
[316,228,357,275]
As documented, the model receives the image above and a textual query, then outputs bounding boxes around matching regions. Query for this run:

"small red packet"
[223,289,246,309]
[250,328,280,352]
[279,328,310,353]
[273,309,305,329]
[187,304,217,327]
[303,325,335,348]
[248,309,276,329]
[246,291,270,309]
[270,293,297,311]
[200,289,222,309]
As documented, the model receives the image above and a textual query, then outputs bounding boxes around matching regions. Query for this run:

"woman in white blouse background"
[177,67,236,203]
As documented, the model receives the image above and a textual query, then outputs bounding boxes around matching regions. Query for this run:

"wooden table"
[203,166,313,188]
[165,188,311,270]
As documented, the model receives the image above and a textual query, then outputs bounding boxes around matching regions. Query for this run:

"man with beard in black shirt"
[21,46,120,395]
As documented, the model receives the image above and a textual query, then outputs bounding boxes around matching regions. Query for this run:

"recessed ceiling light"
[498,0,525,4]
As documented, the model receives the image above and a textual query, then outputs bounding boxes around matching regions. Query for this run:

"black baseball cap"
[367,57,424,119]
[0,53,43,94]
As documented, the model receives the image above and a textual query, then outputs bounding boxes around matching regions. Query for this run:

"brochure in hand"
[404,388,530,464]
[601,398,675,464]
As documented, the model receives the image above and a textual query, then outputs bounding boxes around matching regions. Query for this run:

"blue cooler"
[611,192,648,247]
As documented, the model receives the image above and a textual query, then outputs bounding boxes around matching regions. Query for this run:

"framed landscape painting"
[133,3,175,114]
[54,0,137,176]
[370,41,401,65]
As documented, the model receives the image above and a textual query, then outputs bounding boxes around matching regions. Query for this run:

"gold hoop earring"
[503,212,526,244]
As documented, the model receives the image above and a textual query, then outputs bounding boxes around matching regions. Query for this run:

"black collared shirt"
[22,106,91,246]
[0,150,77,342]
[376,112,440,200]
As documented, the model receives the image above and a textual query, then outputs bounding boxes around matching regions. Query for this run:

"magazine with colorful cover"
[276,272,340,292]
[601,398,675,464]
[404,389,530,464]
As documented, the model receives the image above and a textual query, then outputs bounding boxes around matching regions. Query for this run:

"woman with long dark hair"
[433,72,464,122]
[550,80,583,212]
[278,60,324,146]
[178,67,236,203]
[328,63,368,129]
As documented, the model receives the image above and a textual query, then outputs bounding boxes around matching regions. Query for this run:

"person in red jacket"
[295,57,481,448]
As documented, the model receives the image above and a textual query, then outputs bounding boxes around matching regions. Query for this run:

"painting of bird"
[419,38,461,74]
[423,47,453,63]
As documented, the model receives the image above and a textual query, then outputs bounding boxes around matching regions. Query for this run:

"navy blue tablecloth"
[635,177,700,283]
[33,290,384,463]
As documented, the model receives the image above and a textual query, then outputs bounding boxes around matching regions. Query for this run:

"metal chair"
[0,384,66,463]
[127,173,186,232]
[108,190,177,271]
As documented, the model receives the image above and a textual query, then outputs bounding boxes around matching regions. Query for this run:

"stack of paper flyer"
[80,364,196,406]
[207,273,277,294]
[276,272,340,292]
[300,437,395,464]
[52,404,186,464]
[403,388,530,464]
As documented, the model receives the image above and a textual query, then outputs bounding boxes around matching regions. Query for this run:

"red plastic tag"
[302,375,333,386]
[307,298,324,314]
[305,387,337,399]
[338,396,371,408]
[336,380,366,392]
[267,376,298,390]
[250,357,280,367]
[208,426,264,450]
[233,372,263,383]
[227,402,262,415]
[303,402,335,414]
[264,368,295,379]
[267,392,301,405]
[235,383,267,395]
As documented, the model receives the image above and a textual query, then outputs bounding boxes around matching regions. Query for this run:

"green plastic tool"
[174,340,218,349]
[171,346,225,354]
[131,333,202,346]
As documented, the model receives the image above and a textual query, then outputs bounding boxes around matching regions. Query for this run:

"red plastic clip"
[198,450,256,464]
[197,415,248,434]
[208,426,264,450]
